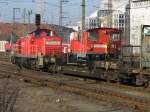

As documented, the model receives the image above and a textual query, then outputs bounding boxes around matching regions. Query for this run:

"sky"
[0,0,100,26]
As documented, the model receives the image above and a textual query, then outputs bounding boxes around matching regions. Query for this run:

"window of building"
[110,32,120,41]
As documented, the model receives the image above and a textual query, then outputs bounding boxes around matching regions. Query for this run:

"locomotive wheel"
[10,56,16,64]
[53,65,62,73]
[147,79,150,87]
[88,62,96,75]
[30,60,36,70]
[103,71,110,82]
[144,78,150,88]
[48,65,58,73]
[56,66,62,72]
[113,72,120,83]
[52,65,57,73]
[115,74,120,84]
[136,75,144,86]
[103,70,119,82]
[48,65,53,72]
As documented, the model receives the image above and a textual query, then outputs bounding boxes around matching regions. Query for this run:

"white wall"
[0,41,8,52]
[130,1,150,46]
[125,1,150,55]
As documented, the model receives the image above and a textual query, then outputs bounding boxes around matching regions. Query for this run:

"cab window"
[88,31,98,40]
[33,30,40,37]
[46,31,51,36]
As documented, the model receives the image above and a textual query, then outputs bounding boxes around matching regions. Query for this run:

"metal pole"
[51,9,54,24]
[59,0,69,26]
[23,8,26,24]
[11,9,14,44]
[12,8,20,43]
[81,0,85,31]
[22,8,26,35]
[126,0,131,66]
[129,0,131,45]
[140,25,144,70]
[107,0,112,28]
[28,10,32,32]
[59,0,63,26]
[13,8,16,38]
[79,0,86,57]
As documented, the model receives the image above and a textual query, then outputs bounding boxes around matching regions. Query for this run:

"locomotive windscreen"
[33,29,51,37]
[88,31,98,40]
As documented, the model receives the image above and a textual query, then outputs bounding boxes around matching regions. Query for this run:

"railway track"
[0,52,10,62]
[0,64,149,112]
[0,59,149,90]
[0,53,150,111]
[0,60,149,92]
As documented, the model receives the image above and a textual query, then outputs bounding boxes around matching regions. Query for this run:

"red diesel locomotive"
[8,27,122,71]
[64,28,122,63]
[62,28,122,81]
[11,29,62,70]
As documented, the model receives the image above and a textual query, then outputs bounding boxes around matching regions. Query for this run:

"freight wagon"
[121,25,150,86]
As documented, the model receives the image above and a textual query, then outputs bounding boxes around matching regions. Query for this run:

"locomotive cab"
[87,28,122,61]
[67,28,122,65]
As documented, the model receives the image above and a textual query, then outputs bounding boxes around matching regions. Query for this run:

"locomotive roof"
[29,29,52,34]
[86,28,122,33]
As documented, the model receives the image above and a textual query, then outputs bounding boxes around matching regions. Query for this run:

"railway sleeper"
[48,64,61,73]
[95,69,119,82]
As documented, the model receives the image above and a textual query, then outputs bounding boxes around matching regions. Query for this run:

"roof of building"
[88,10,98,18]
[87,27,122,33]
